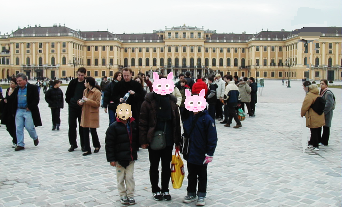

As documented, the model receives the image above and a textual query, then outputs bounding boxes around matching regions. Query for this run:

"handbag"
[150,122,167,150]
[238,108,245,121]
[171,148,185,189]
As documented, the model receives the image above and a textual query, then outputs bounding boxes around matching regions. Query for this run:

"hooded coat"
[237,81,251,103]
[301,87,325,128]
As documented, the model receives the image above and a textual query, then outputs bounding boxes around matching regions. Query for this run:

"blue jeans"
[16,109,38,147]
[108,109,116,126]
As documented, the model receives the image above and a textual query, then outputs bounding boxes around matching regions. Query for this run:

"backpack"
[311,97,326,115]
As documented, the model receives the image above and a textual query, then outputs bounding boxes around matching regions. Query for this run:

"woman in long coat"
[78,77,101,156]
[301,84,325,151]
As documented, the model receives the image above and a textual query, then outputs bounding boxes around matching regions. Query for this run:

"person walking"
[319,79,335,146]
[78,77,102,156]
[249,77,257,117]
[45,80,64,130]
[206,77,218,120]
[223,75,242,128]
[237,77,252,115]
[65,67,86,152]
[100,76,110,107]
[103,71,122,125]
[1,78,18,147]
[301,84,325,151]
[214,74,225,121]
[139,72,181,201]
[105,103,138,205]
[10,73,41,151]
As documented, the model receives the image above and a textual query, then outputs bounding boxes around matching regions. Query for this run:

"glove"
[203,155,213,164]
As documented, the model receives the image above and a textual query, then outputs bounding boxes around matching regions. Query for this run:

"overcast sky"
[2,0,341,35]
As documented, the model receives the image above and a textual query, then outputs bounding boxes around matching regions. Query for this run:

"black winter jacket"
[103,80,119,110]
[206,83,218,105]
[65,78,85,104]
[45,87,64,108]
[105,118,138,162]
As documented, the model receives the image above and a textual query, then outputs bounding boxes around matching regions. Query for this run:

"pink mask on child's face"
[152,72,174,95]
[184,89,206,112]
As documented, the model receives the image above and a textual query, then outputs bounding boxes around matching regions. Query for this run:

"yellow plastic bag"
[171,150,185,189]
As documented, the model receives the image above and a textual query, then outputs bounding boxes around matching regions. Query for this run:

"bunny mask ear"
[185,89,191,97]
[153,72,159,80]
[167,72,173,80]
[199,89,205,97]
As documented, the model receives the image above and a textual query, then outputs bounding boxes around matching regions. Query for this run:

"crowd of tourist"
[0,67,336,206]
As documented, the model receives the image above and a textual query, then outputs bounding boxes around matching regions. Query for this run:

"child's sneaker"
[162,192,171,201]
[196,197,205,206]
[152,192,163,201]
[120,196,129,204]
[183,195,197,203]
[128,197,136,205]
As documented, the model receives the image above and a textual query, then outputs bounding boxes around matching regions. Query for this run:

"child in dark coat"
[105,103,138,205]
[44,80,64,130]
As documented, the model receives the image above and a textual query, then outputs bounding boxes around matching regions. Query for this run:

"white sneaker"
[307,145,313,149]
[313,147,320,151]
[183,195,197,203]
[196,197,205,206]
[12,144,17,148]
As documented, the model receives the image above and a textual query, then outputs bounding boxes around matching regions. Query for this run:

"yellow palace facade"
[0,25,341,81]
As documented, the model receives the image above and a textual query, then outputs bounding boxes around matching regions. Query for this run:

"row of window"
[16,42,67,49]
[168,32,202,39]
[16,56,77,66]
[15,49,67,54]
[87,45,115,52]
[306,57,335,67]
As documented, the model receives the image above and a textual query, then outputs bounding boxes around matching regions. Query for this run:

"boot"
[52,125,56,130]
[56,124,60,130]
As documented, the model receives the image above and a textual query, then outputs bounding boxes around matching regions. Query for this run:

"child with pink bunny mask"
[181,89,217,206]
[139,72,181,201]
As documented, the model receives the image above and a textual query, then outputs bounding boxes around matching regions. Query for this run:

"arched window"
[16,57,20,65]
[234,58,238,67]
[138,58,142,66]
[205,58,209,67]
[175,58,179,68]
[131,58,135,67]
[153,58,157,66]
[212,58,216,67]
[51,57,55,66]
[62,57,66,65]
[328,58,332,67]
[197,58,201,68]
[241,58,245,68]
[182,58,186,68]
[160,58,164,66]
[219,58,223,66]
[124,58,128,67]
[315,57,319,67]
[190,58,194,68]
[304,57,307,65]
[146,58,149,66]
[227,58,231,66]
[26,57,30,65]
[167,58,172,67]
[39,57,43,66]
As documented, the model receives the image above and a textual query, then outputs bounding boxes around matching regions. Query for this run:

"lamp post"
[107,63,112,78]
[71,54,78,79]
[285,59,292,88]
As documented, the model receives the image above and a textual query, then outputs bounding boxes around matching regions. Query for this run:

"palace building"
[0,24,341,81]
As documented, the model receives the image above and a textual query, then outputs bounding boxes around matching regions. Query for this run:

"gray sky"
[2,0,341,35]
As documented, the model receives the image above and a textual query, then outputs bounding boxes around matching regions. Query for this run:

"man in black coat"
[112,68,144,124]
[65,67,86,152]
[249,77,257,117]
[10,73,41,151]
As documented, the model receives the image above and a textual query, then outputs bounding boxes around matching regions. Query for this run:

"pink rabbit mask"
[184,89,207,112]
[152,72,174,95]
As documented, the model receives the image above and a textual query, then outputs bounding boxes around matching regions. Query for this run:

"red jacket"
[192,79,208,96]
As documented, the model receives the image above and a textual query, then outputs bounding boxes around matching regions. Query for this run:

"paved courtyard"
[0,80,341,207]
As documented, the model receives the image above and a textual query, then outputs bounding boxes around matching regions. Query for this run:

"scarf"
[153,93,172,121]
[320,87,328,97]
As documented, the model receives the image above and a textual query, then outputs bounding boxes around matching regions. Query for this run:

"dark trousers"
[108,109,116,126]
[310,128,321,148]
[215,99,223,119]
[51,108,61,126]
[208,104,216,120]
[240,102,251,115]
[228,104,241,125]
[148,146,173,193]
[320,126,330,146]
[7,124,17,144]
[250,100,256,116]
[187,162,207,197]
[68,106,84,148]
[223,105,229,123]
[83,127,101,152]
